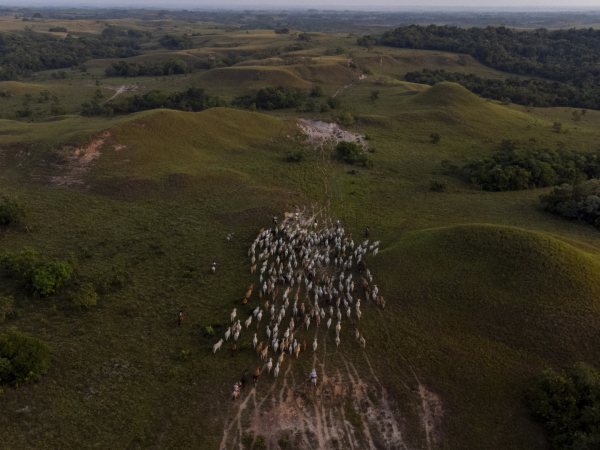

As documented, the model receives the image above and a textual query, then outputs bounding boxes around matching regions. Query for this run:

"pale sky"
[4,0,600,11]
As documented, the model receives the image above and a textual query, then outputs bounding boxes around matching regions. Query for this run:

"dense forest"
[105,60,188,77]
[0,30,142,80]
[455,145,600,191]
[380,25,600,90]
[405,69,600,109]
[541,180,600,230]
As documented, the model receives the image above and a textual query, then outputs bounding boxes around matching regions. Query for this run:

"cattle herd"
[212,213,384,381]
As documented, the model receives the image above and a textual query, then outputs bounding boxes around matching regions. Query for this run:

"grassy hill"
[4,21,600,450]
[370,224,600,448]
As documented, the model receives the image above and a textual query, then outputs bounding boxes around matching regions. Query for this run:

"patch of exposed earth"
[219,348,441,450]
[298,119,368,149]
[49,133,127,186]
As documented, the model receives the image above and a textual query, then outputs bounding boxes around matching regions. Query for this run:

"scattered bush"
[1,249,73,296]
[0,195,30,230]
[430,132,440,144]
[320,103,331,112]
[370,90,379,101]
[73,283,98,308]
[0,331,51,385]
[49,27,67,32]
[274,28,290,34]
[429,180,448,192]
[528,362,600,449]
[298,32,311,42]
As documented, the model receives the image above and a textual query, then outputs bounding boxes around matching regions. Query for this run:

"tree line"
[0,29,143,80]
[450,143,600,191]
[377,25,600,90]
[405,69,600,110]
[81,88,226,117]
[105,59,187,77]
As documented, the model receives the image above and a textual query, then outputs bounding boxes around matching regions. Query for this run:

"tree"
[0,195,31,230]
[73,283,98,308]
[501,97,511,106]
[528,362,600,449]
[0,331,51,385]
[430,133,440,144]
[341,112,354,126]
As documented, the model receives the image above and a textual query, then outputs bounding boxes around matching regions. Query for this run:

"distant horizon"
[3,3,600,13]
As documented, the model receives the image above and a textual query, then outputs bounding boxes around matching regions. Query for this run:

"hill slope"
[371,224,600,448]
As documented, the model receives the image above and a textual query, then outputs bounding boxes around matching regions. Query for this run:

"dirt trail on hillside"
[87,84,138,102]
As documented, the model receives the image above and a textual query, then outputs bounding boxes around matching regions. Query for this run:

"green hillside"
[371,224,600,448]
[3,18,600,450]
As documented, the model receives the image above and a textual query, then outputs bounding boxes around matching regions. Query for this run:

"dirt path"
[87,84,138,102]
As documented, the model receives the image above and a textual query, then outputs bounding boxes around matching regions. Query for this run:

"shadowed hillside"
[372,224,600,448]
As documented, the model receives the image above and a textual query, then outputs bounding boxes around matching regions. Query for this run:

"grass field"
[2,23,600,450]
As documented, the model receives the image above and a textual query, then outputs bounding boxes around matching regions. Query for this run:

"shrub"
[279,433,290,447]
[336,141,362,164]
[73,283,98,308]
[341,112,354,126]
[204,326,215,338]
[0,296,13,322]
[310,85,324,97]
[287,149,307,163]
[1,249,73,296]
[0,195,30,230]
[430,180,448,192]
[320,103,331,113]
[326,96,341,109]
[528,362,600,449]
[430,132,440,144]
[241,431,254,448]
[0,331,51,385]
[254,435,267,450]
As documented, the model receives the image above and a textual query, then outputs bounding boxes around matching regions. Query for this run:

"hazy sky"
[4,0,600,10]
